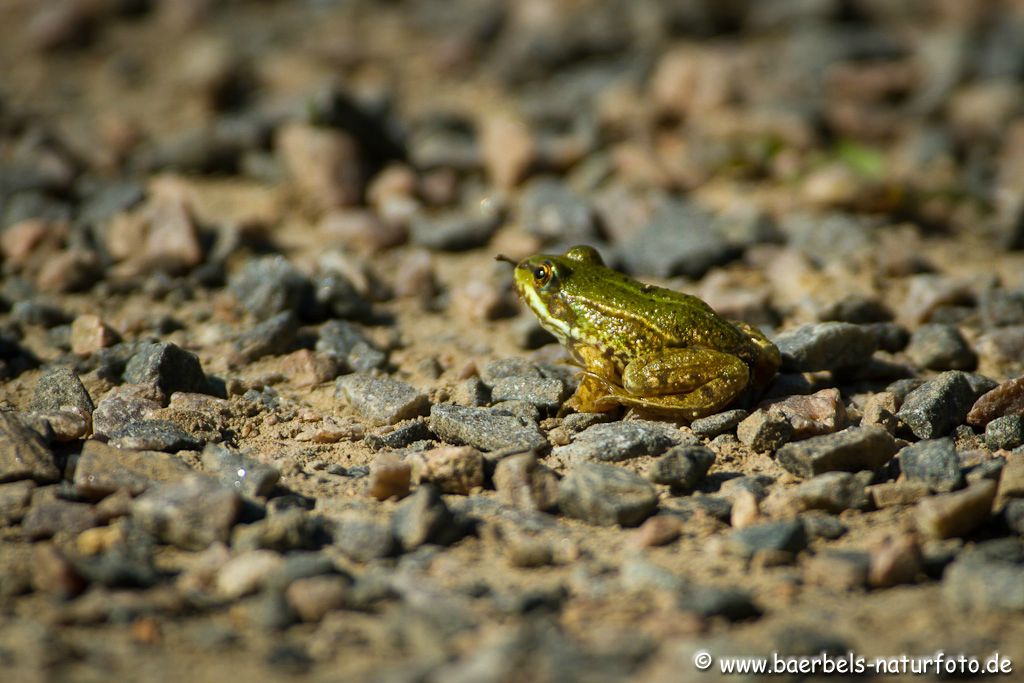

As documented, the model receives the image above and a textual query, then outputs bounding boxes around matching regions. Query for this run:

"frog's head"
[498,245,606,342]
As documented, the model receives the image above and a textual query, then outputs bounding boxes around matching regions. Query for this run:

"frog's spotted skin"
[510,245,780,420]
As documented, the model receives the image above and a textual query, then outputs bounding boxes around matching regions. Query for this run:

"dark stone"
[201,444,280,497]
[133,475,242,550]
[73,439,192,498]
[232,509,324,552]
[678,586,762,621]
[618,199,739,278]
[21,498,99,539]
[818,295,892,324]
[729,519,808,558]
[519,178,599,244]
[905,324,977,371]
[898,438,964,492]
[316,320,387,372]
[489,376,570,413]
[558,462,658,527]
[336,374,430,427]
[979,288,1024,328]
[690,409,748,439]
[332,513,396,561]
[231,311,298,363]
[10,301,71,328]
[776,426,899,478]
[985,415,1024,450]
[29,365,94,418]
[365,420,433,451]
[791,471,870,513]
[391,485,460,551]
[866,322,911,353]
[554,420,690,463]
[479,358,542,385]
[123,341,209,396]
[0,412,60,483]
[773,322,877,372]
[108,420,205,452]
[91,384,163,439]
[646,444,716,491]
[943,540,1024,612]
[229,256,311,320]
[897,371,983,439]
[737,409,795,453]
[429,404,547,453]
[312,271,370,320]
[409,210,501,251]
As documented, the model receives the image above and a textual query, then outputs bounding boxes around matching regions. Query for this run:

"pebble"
[759,388,848,439]
[73,439,191,498]
[558,462,658,527]
[429,404,547,453]
[366,453,412,500]
[803,551,870,591]
[391,485,459,551]
[335,374,430,427]
[898,438,964,492]
[967,376,1024,428]
[489,376,570,413]
[32,410,88,441]
[677,586,762,621]
[229,256,311,321]
[631,515,684,548]
[276,122,362,210]
[789,471,870,513]
[553,420,688,464]
[519,177,598,244]
[312,270,371,320]
[979,288,1024,328]
[31,544,85,599]
[480,113,535,189]
[276,350,340,387]
[943,540,1024,612]
[232,509,322,553]
[316,320,387,373]
[916,479,997,539]
[286,575,350,622]
[133,475,242,550]
[332,512,396,562]
[11,300,71,328]
[231,311,298,364]
[479,358,542,384]
[646,444,716,491]
[775,426,899,478]
[0,480,35,524]
[619,200,738,278]
[996,456,1024,504]
[0,412,60,483]
[985,415,1024,450]
[867,480,932,508]
[70,314,120,356]
[409,210,501,251]
[861,391,899,433]
[201,444,280,497]
[29,364,94,421]
[215,550,284,599]
[492,452,560,512]
[108,419,205,452]
[866,322,911,353]
[737,409,795,453]
[728,519,808,559]
[897,371,986,440]
[905,324,977,371]
[91,384,164,439]
[690,409,748,438]
[21,498,99,539]
[868,535,922,588]
[123,341,209,396]
[1005,499,1024,535]
[772,322,878,372]
[408,446,484,495]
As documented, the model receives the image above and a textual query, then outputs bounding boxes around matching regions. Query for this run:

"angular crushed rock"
[737,409,795,453]
[29,364,94,418]
[108,419,205,452]
[790,471,871,513]
[229,255,311,320]
[905,323,977,371]
[916,479,996,539]
[429,404,546,453]
[728,519,808,558]
[772,322,877,372]
[91,384,164,439]
[553,420,690,464]
[558,462,658,527]
[689,409,748,438]
[21,498,100,539]
[646,444,715,491]
[776,426,899,478]
[231,311,298,364]
[489,376,569,413]
[391,484,459,551]
[943,540,1024,612]
[74,439,192,498]
[897,438,963,492]
[0,412,60,483]
[332,512,396,562]
[897,371,988,439]
[133,475,242,550]
[335,373,430,427]
[985,415,1024,450]
[408,446,485,495]
[493,452,560,512]
[967,377,1024,428]
[123,341,209,396]
[201,444,281,497]
[316,320,387,373]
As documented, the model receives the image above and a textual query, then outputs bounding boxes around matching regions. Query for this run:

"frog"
[499,245,780,420]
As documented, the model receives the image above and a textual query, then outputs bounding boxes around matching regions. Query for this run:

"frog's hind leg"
[606,348,750,420]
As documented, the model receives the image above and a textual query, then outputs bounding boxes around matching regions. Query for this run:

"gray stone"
[335,374,430,427]
[229,256,310,320]
[365,420,433,451]
[429,404,547,453]
[123,342,209,396]
[979,288,1024,328]
[73,439,192,498]
[690,409,748,439]
[231,311,298,364]
[489,376,569,413]
[519,178,599,244]
[618,199,738,278]
[0,412,60,483]
[21,499,99,539]
[108,419,205,452]
[917,480,997,539]
[646,444,716,491]
[772,322,877,372]
[479,358,542,385]
[1005,499,1024,535]
[906,324,977,371]
[558,463,658,527]
[553,420,689,463]
[286,575,350,622]
[409,206,502,251]
[776,426,899,478]
[493,453,560,512]
[790,471,870,513]
[985,415,1024,450]
[29,365,94,420]
[312,270,370,320]
[898,438,964,492]
[133,475,242,550]
[91,384,163,439]
[232,509,323,552]
[737,409,795,453]
[677,586,762,621]
[391,485,459,551]
[897,371,982,439]
[0,480,34,524]
[316,320,387,373]
[729,519,808,558]
[943,540,1024,612]
[332,512,396,561]
[201,444,280,497]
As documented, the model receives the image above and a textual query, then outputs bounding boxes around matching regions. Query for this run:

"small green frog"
[501,245,780,420]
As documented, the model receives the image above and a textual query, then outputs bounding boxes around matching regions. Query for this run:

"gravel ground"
[3,1,1024,681]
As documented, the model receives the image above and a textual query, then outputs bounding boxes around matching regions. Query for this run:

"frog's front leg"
[562,344,621,415]
[597,347,750,419]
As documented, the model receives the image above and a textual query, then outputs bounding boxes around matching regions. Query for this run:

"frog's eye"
[533,263,553,286]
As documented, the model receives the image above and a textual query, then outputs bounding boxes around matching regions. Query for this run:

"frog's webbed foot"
[562,372,619,415]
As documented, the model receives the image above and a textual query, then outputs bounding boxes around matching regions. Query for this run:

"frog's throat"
[520,285,573,343]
